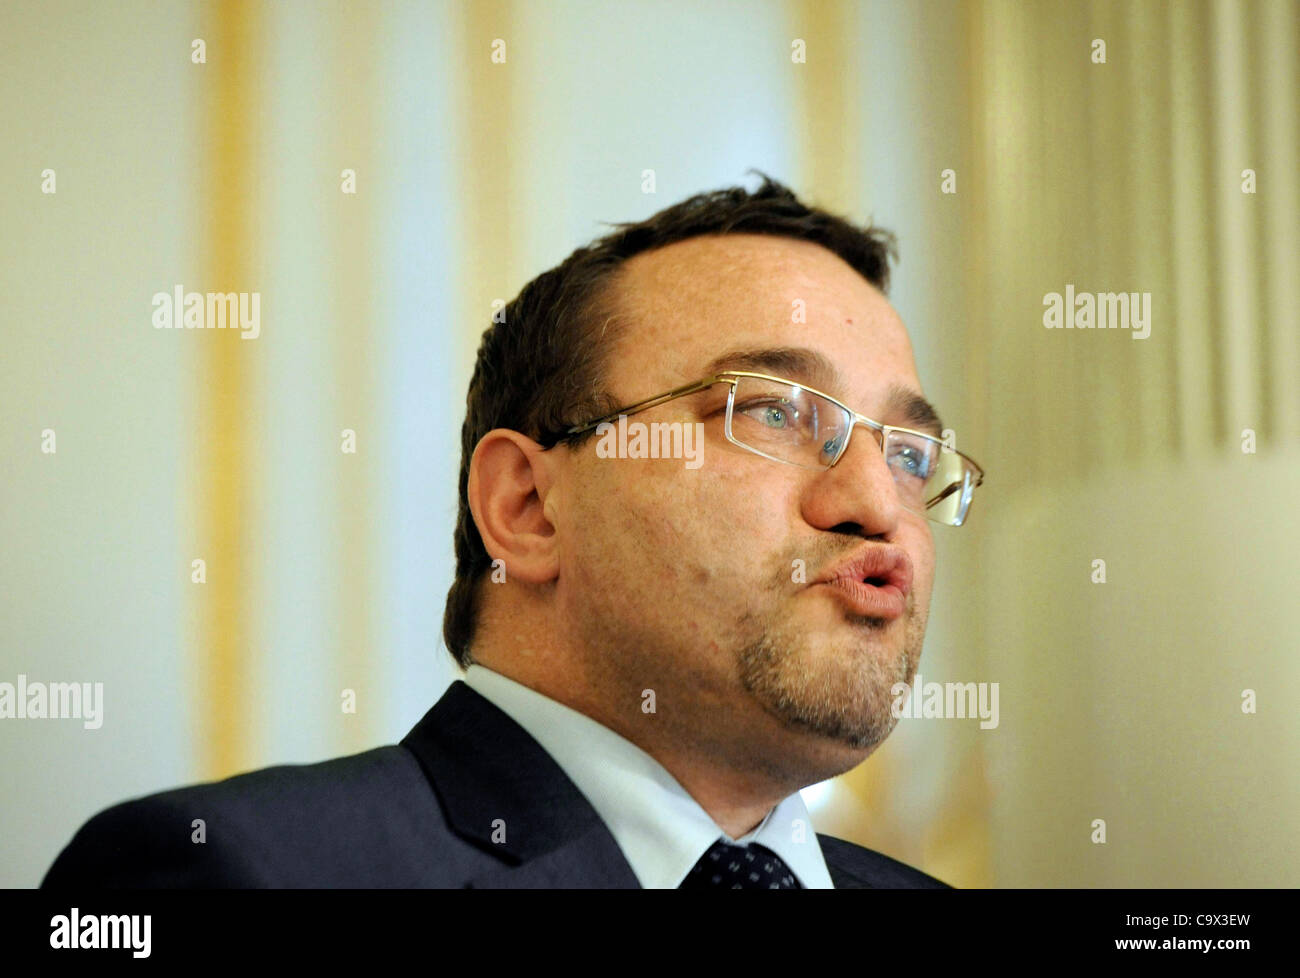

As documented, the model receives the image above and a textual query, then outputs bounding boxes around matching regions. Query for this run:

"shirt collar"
[462,664,835,889]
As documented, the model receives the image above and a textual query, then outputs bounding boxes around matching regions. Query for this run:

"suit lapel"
[818,835,873,889]
[465,825,644,889]
[401,680,640,888]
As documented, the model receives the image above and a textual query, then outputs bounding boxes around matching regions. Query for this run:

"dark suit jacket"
[42,680,951,888]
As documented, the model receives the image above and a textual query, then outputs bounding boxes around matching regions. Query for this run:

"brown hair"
[443,172,898,667]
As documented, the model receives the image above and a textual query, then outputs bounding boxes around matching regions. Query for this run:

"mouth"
[818,577,906,619]
[811,546,913,620]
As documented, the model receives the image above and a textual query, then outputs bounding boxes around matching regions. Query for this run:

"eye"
[762,405,791,428]
[889,443,933,480]
[737,398,798,429]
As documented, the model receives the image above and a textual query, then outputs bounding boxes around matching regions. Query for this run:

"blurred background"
[2,0,1296,888]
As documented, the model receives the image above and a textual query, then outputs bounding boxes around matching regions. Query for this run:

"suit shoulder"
[42,745,438,888]
[817,833,953,889]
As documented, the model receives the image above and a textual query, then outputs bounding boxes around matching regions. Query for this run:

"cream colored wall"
[0,0,202,886]
[963,0,1299,887]
[985,451,1300,886]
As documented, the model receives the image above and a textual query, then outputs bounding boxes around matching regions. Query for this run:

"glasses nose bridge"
[823,408,886,468]
[843,411,886,456]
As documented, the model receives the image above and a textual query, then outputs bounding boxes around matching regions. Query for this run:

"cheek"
[562,460,710,592]
[906,520,937,605]
[675,465,802,593]
[567,456,784,595]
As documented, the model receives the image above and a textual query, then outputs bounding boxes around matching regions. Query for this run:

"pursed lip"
[811,546,913,619]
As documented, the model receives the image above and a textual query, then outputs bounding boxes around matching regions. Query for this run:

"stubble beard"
[737,598,926,753]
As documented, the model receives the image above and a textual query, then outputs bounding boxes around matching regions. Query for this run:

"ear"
[466,429,560,585]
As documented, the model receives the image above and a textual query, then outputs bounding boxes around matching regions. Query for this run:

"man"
[43,174,983,889]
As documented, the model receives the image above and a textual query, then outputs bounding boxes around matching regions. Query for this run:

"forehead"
[602,232,924,412]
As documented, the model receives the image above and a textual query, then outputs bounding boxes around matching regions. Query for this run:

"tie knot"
[679,839,803,889]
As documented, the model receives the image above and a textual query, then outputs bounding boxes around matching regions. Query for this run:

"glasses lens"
[726,376,982,527]
[886,430,981,526]
[726,376,852,466]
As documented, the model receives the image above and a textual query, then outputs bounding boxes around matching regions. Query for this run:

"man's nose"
[802,419,903,536]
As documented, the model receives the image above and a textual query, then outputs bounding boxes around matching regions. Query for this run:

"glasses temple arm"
[564,377,726,435]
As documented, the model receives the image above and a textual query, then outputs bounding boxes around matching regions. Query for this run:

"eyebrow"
[701,346,946,438]
[704,346,841,391]
[885,385,945,439]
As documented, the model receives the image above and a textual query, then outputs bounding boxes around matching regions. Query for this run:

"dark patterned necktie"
[679,839,804,889]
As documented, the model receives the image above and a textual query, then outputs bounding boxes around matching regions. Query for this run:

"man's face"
[554,233,937,775]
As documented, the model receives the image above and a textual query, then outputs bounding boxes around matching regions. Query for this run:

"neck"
[468,645,839,840]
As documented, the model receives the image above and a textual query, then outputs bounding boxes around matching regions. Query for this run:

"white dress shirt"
[462,663,835,889]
